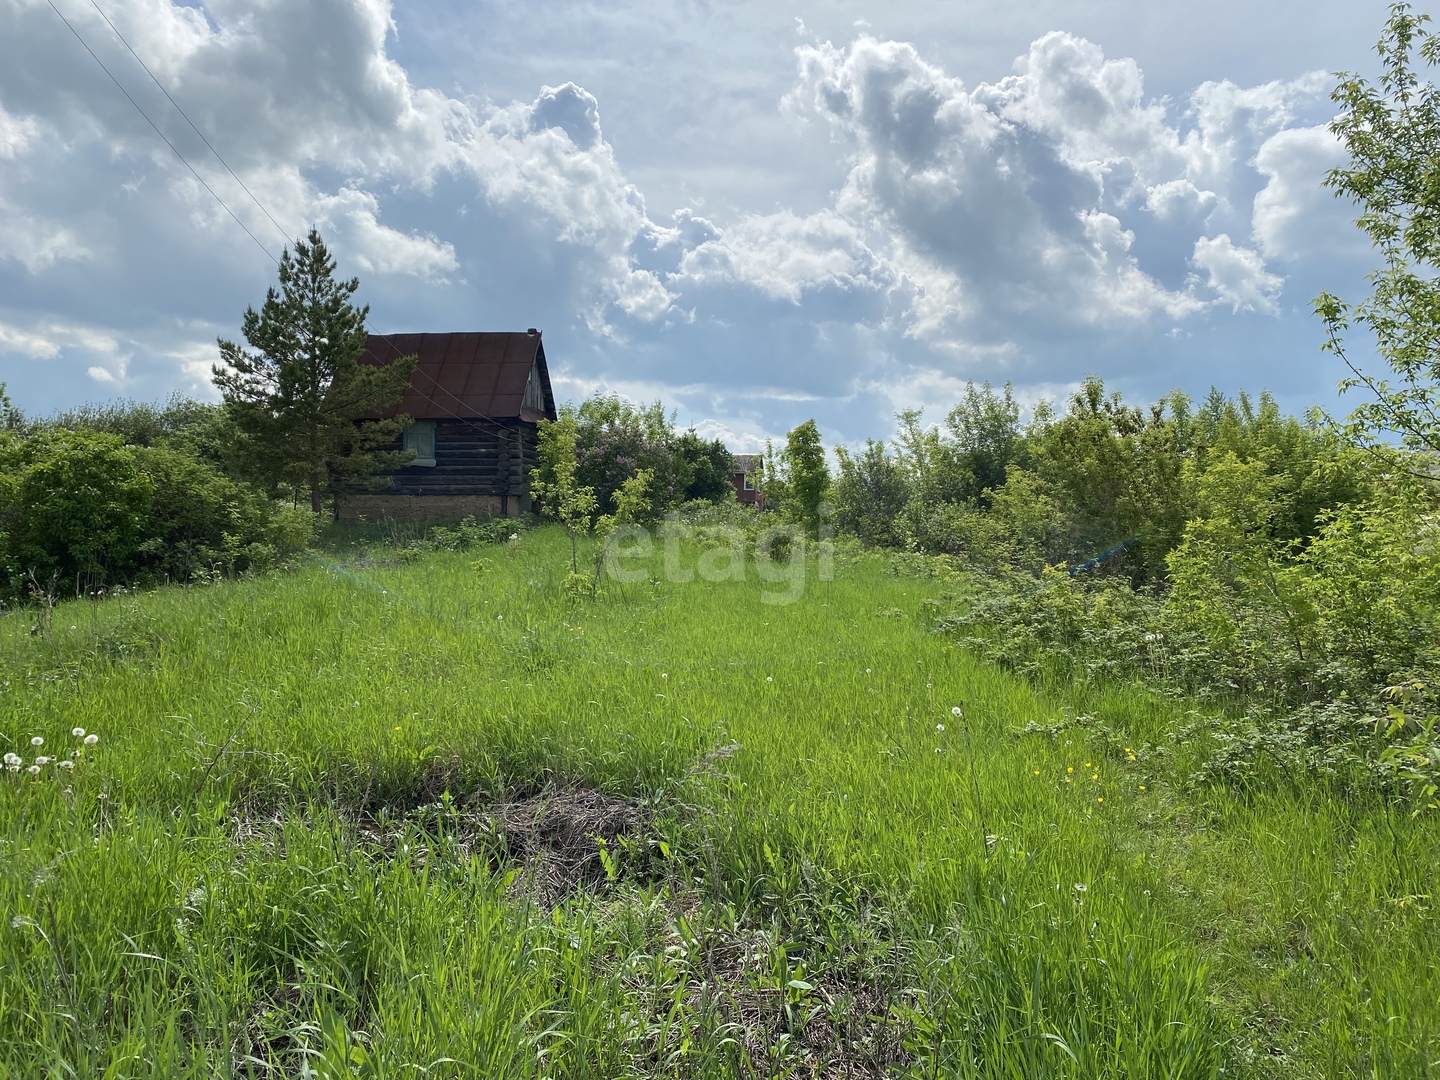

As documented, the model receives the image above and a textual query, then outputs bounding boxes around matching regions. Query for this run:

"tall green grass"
[0,526,1433,1076]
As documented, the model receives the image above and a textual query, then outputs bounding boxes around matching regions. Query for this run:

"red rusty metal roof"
[360,331,557,423]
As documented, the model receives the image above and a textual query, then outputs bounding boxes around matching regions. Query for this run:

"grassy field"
[0,524,1434,1078]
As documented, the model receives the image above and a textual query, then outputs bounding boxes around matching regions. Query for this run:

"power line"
[87,0,294,246]
[46,0,279,264]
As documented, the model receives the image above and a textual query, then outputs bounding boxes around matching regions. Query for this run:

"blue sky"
[0,0,1394,447]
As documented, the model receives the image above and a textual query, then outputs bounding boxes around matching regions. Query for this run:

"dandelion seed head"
[57,760,73,770]
[936,724,944,732]
[1073,883,1087,893]
[766,676,773,682]
[27,765,39,775]
[72,728,85,738]
[661,673,668,679]
[508,533,518,541]
[950,706,962,717]
[30,737,42,747]
[84,734,99,746]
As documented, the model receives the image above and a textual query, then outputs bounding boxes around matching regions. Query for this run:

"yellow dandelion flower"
[1097,797,1103,803]
[1139,785,1146,791]
[1067,766,1073,774]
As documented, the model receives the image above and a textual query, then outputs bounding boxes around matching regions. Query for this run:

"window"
[742,473,755,491]
[402,421,436,466]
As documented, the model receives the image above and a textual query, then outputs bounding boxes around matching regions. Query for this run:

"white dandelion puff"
[84,734,99,746]
[661,673,668,680]
[1073,883,1088,893]
[71,728,85,738]
[951,706,963,718]
[3,753,19,767]
[508,533,518,541]
[57,760,74,770]
[766,676,773,682]
[936,724,944,732]
[27,765,40,775]
[30,737,42,747]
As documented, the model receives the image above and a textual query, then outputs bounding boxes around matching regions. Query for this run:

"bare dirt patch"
[229,782,646,901]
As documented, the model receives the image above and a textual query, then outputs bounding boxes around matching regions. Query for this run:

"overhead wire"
[45,0,279,263]
[51,0,552,472]
[87,0,294,246]
[47,0,277,264]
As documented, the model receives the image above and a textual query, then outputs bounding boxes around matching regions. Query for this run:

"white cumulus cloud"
[1192,234,1284,314]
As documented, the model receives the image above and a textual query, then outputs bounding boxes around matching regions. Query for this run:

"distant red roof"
[361,331,557,423]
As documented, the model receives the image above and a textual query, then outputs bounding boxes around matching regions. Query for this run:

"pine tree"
[214,229,415,513]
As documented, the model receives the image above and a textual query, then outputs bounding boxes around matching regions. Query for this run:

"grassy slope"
[0,526,1433,1078]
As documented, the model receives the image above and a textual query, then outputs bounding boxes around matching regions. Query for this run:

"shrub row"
[0,429,315,601]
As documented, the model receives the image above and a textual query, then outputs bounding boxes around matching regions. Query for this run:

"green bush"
[0,429,317,600]
[0,430,154,593]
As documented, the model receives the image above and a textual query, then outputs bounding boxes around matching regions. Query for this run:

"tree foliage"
[214,229,415,513]
[777,418,831,528]
[834,440,907,548]
[1316,2,1440,459]
[530,414,598,575]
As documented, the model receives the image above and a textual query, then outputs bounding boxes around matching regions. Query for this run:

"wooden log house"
[341,330,558,521]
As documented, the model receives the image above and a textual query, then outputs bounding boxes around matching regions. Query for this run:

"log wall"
[338,418,539,521]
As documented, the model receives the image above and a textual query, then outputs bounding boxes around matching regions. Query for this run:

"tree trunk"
[310,424,323,513]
